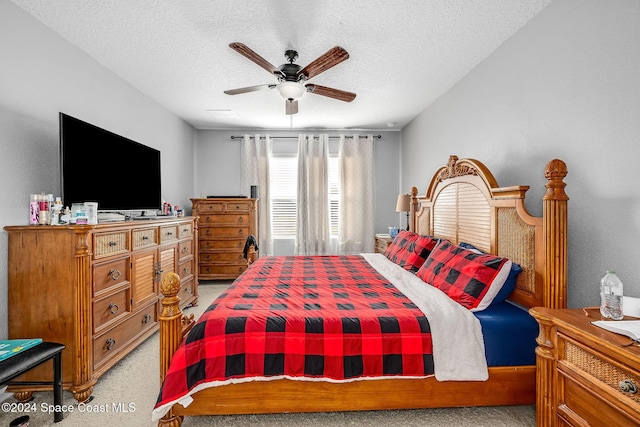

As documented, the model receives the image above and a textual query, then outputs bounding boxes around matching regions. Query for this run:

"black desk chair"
[0,342,65,423]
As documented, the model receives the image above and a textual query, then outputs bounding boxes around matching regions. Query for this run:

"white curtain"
[240,134,273,256]
[338,134,375,254]
[295,134,331,255]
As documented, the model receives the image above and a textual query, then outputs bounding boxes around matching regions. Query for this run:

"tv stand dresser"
[4,217,198,402]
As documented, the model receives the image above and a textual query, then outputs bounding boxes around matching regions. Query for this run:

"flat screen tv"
[60,113,162,212]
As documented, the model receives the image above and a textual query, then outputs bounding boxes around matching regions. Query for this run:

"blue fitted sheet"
[473,301,538,366]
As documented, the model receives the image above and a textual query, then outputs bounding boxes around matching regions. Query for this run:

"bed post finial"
[544,159,568,201]
[409,186,419,232]
[543,159,568,309]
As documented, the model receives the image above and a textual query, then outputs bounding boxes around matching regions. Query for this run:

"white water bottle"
[600,271,624,320]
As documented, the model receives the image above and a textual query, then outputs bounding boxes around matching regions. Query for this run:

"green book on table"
[0,338,43,362]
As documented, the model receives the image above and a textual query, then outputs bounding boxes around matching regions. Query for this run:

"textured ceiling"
[11,0,554,130]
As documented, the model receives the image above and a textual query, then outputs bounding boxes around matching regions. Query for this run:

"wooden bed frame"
[157,155,568,427]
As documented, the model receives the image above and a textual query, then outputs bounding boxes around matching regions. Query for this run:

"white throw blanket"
[362,253,488,381]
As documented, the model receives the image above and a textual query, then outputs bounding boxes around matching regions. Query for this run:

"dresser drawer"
[132,227,158,249]
[559,371,639,426]
[200,226,250,239]
[178,222,193,239]
[93,302,157,370]
[94,230,130,259]
[199,239,244,251]
[199,251,246,265]
[178,277,195,304]
[177,258,194,279]
[160,225,178,243]
[224,201,252,212]
[200,214,249,226]
[93,285,131,333]
[562,338,640,406]
[178,239,193,260]
[199,264,247,277]
[93,257,130,295]
[195,201,224,213]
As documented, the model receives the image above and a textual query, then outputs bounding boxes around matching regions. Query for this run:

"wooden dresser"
[5,217,198,403]
[530,307,640,426]
[374,234,393,254]
[191,198,258,280]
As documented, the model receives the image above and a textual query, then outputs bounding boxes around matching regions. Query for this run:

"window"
[270,155,340,238]
[270,156,297,237]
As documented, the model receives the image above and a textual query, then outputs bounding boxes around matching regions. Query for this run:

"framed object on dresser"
[191,198,258,280]
[530,307,640,426]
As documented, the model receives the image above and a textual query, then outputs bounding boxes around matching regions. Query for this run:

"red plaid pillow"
[416,241,512,311]
[384,231,439,273]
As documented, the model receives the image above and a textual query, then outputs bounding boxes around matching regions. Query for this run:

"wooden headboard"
[409,155,568,310]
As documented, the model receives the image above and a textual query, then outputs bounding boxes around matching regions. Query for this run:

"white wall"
[0,2,197,338]
[401,0,640,309]
[195,130,402,255]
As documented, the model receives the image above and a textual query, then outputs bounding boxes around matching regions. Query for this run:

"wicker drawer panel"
[560,372,638,427]
[224,201,252,212]
[199,264,247,277]
[94,231,130,259]
[563,340,640,404]
[93,302,157,370]
[199,251,246,264]
[200,226,249,239]
[195,202,224,213]
[93,257,130,295]
[178,277,195,303]
[177,258,194,279]
[93,286,131,333]
[132,227,158,249]
[178,239,193,260]
[178,222,193,239]
[199,239,244,251]
[160,225,178,243]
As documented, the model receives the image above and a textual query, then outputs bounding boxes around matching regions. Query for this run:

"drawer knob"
[183,268,190,275]
[142,314,152,324]
[109,303,119,314]
[238,217,244,223]
[619,379,638,394]
[108,269,122,281]
[181,247,189,254]
[142,236,149,240]
[108,241,117,247]
[105,338,116,351]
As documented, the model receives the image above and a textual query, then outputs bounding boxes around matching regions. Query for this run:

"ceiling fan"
[224,42,356,115]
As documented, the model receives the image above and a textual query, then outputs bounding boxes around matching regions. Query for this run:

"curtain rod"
[230,135,382,140]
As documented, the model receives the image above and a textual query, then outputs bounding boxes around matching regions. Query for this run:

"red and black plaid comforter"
[155,255,434,412]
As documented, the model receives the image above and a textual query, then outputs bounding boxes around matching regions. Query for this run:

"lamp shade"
[395,194,411,212]
[276,81,305,100]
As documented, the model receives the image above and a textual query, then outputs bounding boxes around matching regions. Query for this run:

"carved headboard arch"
[409,155,568,309]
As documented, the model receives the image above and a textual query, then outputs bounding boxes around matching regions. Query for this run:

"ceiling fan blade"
[305,84,356,102]
[298,46,350,80]
[224,84,275,95]
[229,42,282,77]
[285,99,298,115]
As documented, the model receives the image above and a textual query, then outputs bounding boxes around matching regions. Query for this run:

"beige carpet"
[0,282,535,427]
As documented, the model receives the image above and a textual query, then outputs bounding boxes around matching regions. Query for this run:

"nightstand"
[374,234,393,254]
[530,307,640,426]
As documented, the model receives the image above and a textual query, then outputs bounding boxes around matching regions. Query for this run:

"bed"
[153,155,569,426]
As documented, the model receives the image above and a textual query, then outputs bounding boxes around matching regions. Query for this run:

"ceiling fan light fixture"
[276,81,305,101]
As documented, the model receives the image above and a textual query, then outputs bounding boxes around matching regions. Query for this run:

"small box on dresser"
[530,307,640,427]
[191,197,258,280]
